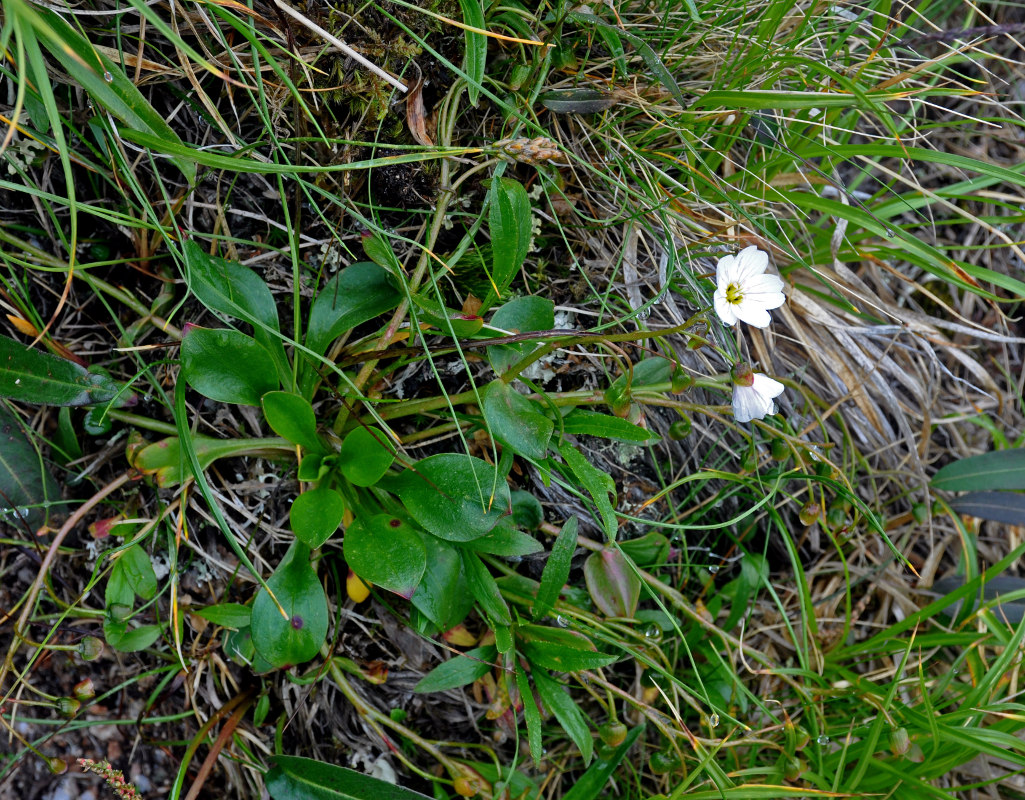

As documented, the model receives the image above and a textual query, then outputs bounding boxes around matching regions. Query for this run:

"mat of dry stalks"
[2,0,1025,798]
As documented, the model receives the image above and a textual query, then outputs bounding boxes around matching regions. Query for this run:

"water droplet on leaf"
[816,735,830,745]
[103,71,113,82]
[708,713,719,727]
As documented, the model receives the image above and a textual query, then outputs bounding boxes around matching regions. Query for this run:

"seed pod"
[668,419,692,440]
[78,636,104,661]
[73,678,96,702]
[57,697,80,717]
[890,726,910,756]
[598,721,628,747]
[798,501,821,526]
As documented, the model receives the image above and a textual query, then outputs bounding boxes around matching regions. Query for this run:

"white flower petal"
[713,292,738,325]
[734,304,772,328]
[732,373,785,422]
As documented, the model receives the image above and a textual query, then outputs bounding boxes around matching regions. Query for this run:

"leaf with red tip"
[583,547,640,618]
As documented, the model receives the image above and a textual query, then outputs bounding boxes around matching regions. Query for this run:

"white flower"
[731,364,785,423]
[713,246,786,328]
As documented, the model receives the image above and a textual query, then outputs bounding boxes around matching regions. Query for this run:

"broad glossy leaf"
[561,409,659,443]
[483,178,532,310]
[414,645,497,693]
[399,454,510,541]
[459,0,486,106]
[182,241,289,387]
[482,380,553,461]
[463,521,544,557]
[487,296,555,375]
[339,427,394,487]
[181,327,279,406]
[28,5,196,182]
[267,755,434,800]
[104,623,162,653]
[344,515,426,598]
[932,449,1025,492]
[263,392,323,452]
[130,435,291,487]
[584,547,640,617]
[291,488,346,549]
[517,624,619,671]
[533,667,592,763]
[305,262,399,361]
[115,543,158,601]
[251,543,328,669]
[533,517,578,620]
[0,403,62,529]
[0,333,123,406]
[410,537,474,631]
[618,531,670,568]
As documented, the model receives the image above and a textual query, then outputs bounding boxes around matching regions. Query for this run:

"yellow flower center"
[725,282,743,305]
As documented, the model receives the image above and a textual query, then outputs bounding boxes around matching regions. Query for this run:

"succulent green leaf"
[410,537,474,631]
[180,327,280,406]
[399,454,510,542]
[483,178,532,310]
[482,380,553,461]
[251,543,328,669]
[339,427,394,487]
[290,488,346,549]
[262,392,324,452]
[344,515,427,598]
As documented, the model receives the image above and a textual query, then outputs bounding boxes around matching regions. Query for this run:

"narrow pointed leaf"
[0,333,122,407]
[533,667,592,763]
[414,645,497,693]
[533,517,578,619]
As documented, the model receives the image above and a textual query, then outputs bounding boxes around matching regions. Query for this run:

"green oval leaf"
[180,327,279,406]
[339,427,394,486]
[532,667,593,763]
[304,262,400,390]
[251,543,328,669]
[263,392,324,452]
[344,515,427,598]
[193,602,251,630]
[0,333,123,407]
[0,403,63,529]
[486,296,555,375]
[482,380,553,461]
[932,449,1025,492]
[290,488,346,549]
[410,537,474,631]
[267,755,434,800]
[583,547,640,617]
[399,454,511,541]
[483,178,532,310]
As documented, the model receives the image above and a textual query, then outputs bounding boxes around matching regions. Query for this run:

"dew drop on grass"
[103,71,113,83]
[643,624,661,641]
[708,564,720,575]
[816,735,830,745]
[884,227,896,239]
[708,713,719,727]
[555,615,569,627]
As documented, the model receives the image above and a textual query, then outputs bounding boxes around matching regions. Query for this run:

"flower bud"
[890,726,910,756]
[73,678,96,702]
[798,501,821,526]
[598,721,628,747]
[78,636,104,661]
[730,362,755,387]
[668,419,692,440]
